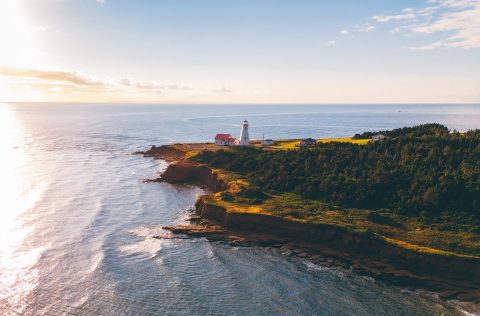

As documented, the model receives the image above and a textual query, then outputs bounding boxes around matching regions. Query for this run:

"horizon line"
[2,101,480,106]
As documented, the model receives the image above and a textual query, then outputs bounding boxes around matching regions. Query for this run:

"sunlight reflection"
[0,104,44,313]
[0,0,37,67]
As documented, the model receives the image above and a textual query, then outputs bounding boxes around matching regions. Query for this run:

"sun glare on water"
[0,105,44,313]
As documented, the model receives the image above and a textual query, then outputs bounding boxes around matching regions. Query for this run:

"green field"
[252,137,370,150]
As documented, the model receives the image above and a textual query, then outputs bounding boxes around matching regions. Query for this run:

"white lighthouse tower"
[239,120,250,146]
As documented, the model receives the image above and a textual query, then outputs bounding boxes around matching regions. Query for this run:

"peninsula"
[138,124,480,306]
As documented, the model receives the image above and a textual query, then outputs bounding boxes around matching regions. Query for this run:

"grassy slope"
[205,169,480,258]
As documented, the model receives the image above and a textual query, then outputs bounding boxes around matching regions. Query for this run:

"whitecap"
[119,226,170,260]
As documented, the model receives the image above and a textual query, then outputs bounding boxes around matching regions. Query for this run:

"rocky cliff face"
[139,145,187,161]
[195,196,480,293]
[161,162,226,191]
[195,197,227,222]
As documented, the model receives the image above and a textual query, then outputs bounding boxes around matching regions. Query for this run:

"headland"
[136,125,480,309]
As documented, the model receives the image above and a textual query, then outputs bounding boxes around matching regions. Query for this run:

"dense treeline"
[194,124,480,216]
[353,123,450,139]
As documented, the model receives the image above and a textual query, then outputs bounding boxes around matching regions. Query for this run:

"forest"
[193,124,480,218]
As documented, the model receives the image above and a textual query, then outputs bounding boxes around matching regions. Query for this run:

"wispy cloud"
[356,24,376,33]
[116,77,192,91]
[210,87,232,93]
[0,67,232,101]
[409,1,480,49]
[371,0,480,49]
[340,29,349,35]
[0,67,107,88]
[372,8,416,23]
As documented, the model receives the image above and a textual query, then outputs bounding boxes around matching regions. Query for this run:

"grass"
[265,194,480,257]
[377,235,480,259]
[202,168,480,258]
[258,137,370,150]
[169,143,221,159]
[317,137,371,145]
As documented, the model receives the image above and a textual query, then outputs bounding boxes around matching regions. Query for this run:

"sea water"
[1,103,479,315]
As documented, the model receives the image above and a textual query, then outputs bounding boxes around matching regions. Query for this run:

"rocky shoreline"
[137,144,480,311]
[160,220,480,314]
[162,206,480,303]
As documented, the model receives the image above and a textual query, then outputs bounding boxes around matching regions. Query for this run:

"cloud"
[427,0,478,9]
[409,2,480,49]
[371,0,480,49]
[372,12,416,23]
[130,81,193,91]
[356,24,376,32]
[96,0,105,4]
[118,78,131,86]
[0,67,228,100]
[391,27,403,34]
[211,87,232,93]
[340,29,349,35]
[0,67,107,88]
[326,40,336,45]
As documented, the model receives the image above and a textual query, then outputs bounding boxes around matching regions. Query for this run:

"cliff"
[136,143,222,162]
[137,144,187,161]
[161,161,226,191]
[195,196,480,301]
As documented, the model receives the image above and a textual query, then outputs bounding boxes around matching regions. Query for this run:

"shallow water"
[1,103,479,315]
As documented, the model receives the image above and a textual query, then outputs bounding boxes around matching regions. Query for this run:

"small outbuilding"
[299,138,317,147]
[261,139,275,146]
[215,134,239,146]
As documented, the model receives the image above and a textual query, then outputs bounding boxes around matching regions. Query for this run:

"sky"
[0,0,479,104]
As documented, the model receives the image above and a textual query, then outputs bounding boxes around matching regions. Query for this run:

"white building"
[215,134,239,146]
[372,134,386,141]
[262,139,274,146]
[239,120,250,146]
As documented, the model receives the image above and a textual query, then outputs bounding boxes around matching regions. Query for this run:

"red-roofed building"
[215,134,239,146]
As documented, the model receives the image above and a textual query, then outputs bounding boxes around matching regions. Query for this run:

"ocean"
[1,103,479,315]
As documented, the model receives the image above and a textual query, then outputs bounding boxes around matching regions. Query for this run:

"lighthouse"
[239,120,250,146]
